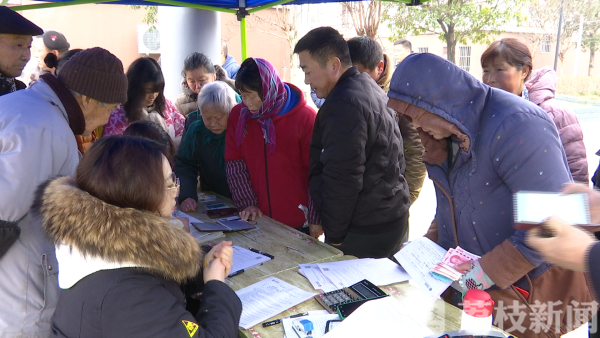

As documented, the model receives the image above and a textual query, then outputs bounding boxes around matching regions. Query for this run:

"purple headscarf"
[235,58,287,156]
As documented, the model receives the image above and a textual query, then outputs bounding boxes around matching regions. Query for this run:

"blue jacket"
[388,54,597,337]
[388,53,570,288]
[223,55,240,80]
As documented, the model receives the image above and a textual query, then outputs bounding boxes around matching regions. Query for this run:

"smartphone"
[324,319,342,333]
[336,298,376,319]
[513,191,591,230]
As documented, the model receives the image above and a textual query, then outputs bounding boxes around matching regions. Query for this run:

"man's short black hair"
[294,27,352,68]
[393,39,412,52]
[347,36,383,72]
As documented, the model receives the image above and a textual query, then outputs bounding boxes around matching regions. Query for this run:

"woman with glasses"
[176,82,236,213]
[34,136,241,337]
[225,58,322,238]
[102,57,186,147]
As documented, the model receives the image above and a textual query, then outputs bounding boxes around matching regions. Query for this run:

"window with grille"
[541,35,551,53]
[458,46,471,72]
[418,47,429,53]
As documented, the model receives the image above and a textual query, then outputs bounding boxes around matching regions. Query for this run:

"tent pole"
[9,0,115,11]
[240,16,247,60]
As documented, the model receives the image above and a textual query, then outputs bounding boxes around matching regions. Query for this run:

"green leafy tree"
[576,1,600,76]
[383,0,526,64]
[131,5,158,28]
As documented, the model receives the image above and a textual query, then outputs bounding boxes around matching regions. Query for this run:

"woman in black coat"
[32,136,241,338]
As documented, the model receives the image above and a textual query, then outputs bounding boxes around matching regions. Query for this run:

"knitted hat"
[0,6,43,36]
[42,30,70,50]
[57,47,127,103]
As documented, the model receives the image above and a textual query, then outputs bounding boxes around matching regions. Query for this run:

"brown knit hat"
[57,47,127,103]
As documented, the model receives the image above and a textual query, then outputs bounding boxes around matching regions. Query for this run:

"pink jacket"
[526,67,589,183]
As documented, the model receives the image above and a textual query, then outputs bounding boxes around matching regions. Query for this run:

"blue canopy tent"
[5,0,422,59]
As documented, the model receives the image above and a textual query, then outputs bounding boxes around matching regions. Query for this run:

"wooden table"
[187,199,343,285]
[230,256,464,338]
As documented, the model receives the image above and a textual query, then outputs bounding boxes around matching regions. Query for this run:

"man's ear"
[376,60,385,78]
[79,95,93,110]
[329,57,342,73]
[51,50,60,58]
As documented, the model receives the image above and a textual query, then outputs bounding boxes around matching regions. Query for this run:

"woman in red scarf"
[224,58,322,238]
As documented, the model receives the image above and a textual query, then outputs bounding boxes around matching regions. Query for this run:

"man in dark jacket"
[294,27,410,259]
[0,6,43,96]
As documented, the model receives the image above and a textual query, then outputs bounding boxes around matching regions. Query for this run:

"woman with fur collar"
[33,136,241,338]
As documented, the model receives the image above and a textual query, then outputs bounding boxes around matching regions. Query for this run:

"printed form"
[235,277,316,329]
[317,258,411,289]
[231,246,271,274]
[393,237,452,300]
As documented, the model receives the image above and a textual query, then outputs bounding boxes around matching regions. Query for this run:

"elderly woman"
[176,81,236,212]
[481,38,588,183]
[33,136,241,337]
[387,53,595,338]
[224,58,321,237]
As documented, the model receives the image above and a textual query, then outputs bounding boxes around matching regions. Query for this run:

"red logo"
[50,35,57,41]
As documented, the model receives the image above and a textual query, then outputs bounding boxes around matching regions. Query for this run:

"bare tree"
[249,5,302,67]
[342,1,382,39]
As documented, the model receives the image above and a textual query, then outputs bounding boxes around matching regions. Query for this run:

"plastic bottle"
[460,289,495,331]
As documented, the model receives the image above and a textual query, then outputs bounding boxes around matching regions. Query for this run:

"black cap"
[0,6,43,36]
[42,30,70,50]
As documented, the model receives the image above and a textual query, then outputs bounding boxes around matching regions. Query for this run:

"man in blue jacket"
[220,40,240,79]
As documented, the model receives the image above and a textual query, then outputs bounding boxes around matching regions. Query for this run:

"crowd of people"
[1,5,600,338]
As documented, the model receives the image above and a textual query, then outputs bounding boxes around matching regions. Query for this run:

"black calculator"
[315,279,388,318]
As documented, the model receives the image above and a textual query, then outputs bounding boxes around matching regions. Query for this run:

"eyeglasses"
[166,172,180,195]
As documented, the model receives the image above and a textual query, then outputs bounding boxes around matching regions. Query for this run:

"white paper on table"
[282,312,340,338]
[316,258,411,289]
[236,277,317,330]
[393,237,452,300]
[231,246,271,274]
[322,297,434,338]
[299,264,338,292]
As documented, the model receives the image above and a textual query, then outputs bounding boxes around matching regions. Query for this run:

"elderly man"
[0,47,127,336]
[0,6,43,96]
[294,27,410,259]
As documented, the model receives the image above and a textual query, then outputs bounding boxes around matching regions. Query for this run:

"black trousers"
[327,213,409,259]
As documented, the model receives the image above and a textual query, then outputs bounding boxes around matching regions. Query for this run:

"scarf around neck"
[234,58,287,156]
[40,73,86,136]
[181,116,226,169]
[0,73,16,94]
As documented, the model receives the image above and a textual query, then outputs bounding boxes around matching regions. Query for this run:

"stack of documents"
[299,258,411,292]
[235,277,317,329]
[230,246,271,275]
[393,237,457,300]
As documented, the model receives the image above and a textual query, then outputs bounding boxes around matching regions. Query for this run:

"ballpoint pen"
[261,313,308,327]
[228,269,244,277]
[249,248,275,259]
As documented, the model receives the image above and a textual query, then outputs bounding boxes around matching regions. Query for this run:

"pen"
[250,248,275,259]
[261,313,308,327]
[228,269,244,277]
